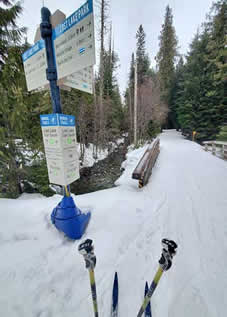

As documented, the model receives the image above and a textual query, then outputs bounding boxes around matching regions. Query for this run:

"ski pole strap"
[159,239,177,271]
[78,239,96,270]
[89,269,99,317]
[137,267,163,317]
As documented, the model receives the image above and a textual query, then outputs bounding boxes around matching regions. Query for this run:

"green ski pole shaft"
[78,239,99,317]
[137,239,178,317]
[89,268,99,317]
[137,267,163,317]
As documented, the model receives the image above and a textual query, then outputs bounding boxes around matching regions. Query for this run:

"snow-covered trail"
[144,131,227,317]
[0,130,227,317]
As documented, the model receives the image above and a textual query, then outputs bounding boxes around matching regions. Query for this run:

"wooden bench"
[132,138,160,188]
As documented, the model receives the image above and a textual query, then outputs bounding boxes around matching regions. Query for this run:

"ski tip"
[112,271,119,311]
[113,272,118,289]
[145,281,149,293]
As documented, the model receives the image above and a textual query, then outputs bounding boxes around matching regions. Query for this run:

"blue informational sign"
[22,39,45,62]
[22,0,93,62]
[22,0,95,92]
[52,0,93,40]
[40,114,75,127]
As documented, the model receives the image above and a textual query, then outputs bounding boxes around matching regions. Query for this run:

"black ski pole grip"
[78,239,96,270]
[159,239,177,271]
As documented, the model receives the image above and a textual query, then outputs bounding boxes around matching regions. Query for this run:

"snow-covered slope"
[0,130,227,317]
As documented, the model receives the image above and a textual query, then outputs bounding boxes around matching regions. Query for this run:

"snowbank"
[0,130,227,317]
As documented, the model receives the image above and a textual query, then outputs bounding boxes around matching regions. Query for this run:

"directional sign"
[22,40,48,91]
[53,0,95,80]
[40,114,80,186]
[22,0,95,92]
[63,65,93,94]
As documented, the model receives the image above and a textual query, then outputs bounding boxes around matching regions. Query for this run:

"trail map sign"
[63,66,93,94]
[22,0,95,92]
[53,0,95,80]
[40,114,80,186]
[22,39,48,91]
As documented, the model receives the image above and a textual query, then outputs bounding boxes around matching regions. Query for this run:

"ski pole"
[78,239,99,317]
[136,239,178,317]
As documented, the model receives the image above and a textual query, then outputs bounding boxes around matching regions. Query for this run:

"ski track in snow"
[1,130,227,317]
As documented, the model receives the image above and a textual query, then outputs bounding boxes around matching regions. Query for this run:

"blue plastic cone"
[51,196,91,239]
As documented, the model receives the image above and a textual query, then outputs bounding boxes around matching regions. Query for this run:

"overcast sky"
[19,0,214,94]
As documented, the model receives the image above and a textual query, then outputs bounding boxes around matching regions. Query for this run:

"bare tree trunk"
[99,0,105,146]
[93,76,98,158]
[134,60,138,146]
[128,87,133,143]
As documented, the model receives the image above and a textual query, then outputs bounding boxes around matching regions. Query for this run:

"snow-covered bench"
[132,138,160,187]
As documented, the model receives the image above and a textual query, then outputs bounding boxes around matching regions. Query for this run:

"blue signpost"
[38,5,91,239]
[40,7,62,113]
[22,0,95,239]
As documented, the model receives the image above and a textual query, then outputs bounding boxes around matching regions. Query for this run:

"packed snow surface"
[1,130,227,317]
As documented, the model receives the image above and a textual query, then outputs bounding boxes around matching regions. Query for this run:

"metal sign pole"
[40,6,70,196]
[40,7,62,114]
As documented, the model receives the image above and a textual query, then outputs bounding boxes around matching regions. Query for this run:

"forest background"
[0,0,226,198]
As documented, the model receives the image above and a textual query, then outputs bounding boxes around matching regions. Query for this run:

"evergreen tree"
[156,5,178,126]
[0,0,25,63]
[0,45,29,197]
[176,0,227,141]
[136,25,150,85]
[178,31,220,140]
[170,56,185,130]
[103,47,119,99]
[129,52,135,87]
[127,53,135,142]
[217,125,227,141]
[104,48,125,142]
[206,0,227,124]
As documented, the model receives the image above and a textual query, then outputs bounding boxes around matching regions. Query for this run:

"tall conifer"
[0,0,25,63]
[156,5,178,127]
[136,25,150,85]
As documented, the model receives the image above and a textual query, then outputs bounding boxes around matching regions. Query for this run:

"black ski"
[144,281,152,317]
[111,272,118,317]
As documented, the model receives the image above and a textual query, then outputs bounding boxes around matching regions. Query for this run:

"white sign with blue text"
[22,40,48,91]
[53,0,95,80]
[22,0,95,92]
[40,114,80,186]
[63,65,93,94]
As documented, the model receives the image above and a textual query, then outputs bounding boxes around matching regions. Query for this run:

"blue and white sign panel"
[22,39,48,91]
[40,114,80,186]
[53,0,95,80]
[63,65,93,94]
[40,114,75,126]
